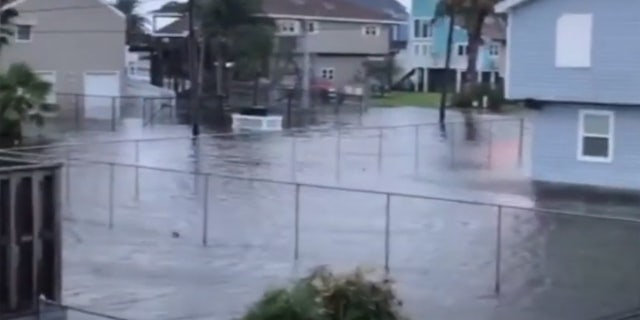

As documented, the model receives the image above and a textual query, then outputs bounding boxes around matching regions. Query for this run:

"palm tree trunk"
[463,13,487,93]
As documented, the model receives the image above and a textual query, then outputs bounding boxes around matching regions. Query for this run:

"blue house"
[497,0,640,190]
[405,0,505,92]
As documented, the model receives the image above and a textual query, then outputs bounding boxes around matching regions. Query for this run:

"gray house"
[154,0,402,89]
[496,0,640,190]
[0,0,127,118]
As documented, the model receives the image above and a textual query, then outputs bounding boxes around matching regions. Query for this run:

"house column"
[490,71,497,89]
[423,68,429,92]
[455,69,462,93]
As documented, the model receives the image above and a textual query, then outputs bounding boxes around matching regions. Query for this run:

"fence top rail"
[10,148,638,225]
[9,117,524,152]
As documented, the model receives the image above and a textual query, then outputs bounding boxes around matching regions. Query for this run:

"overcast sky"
[138,0,411,15]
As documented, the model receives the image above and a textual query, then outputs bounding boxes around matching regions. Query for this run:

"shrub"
[241,266,407,320]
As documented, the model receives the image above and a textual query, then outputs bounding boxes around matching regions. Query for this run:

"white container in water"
[231,113,283,131]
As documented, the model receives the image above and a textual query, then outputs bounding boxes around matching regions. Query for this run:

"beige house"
[0,0,127,118]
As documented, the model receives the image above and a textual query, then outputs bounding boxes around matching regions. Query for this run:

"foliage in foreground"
[0,63,54,141]
[242,267,407,320]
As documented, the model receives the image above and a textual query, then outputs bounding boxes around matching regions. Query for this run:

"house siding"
[306,21,390,55]
[0,0,126,95]
[531,103,640,190]
[312,55,370,88]
[408,0,501,73]
[507,0,640,103]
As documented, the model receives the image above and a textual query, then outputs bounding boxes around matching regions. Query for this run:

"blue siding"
[411,0,499,72]
[532,104,640,190]
[508,0,640,103]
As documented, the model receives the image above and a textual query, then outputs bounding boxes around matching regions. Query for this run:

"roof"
[260,0,402,24]
[494,0,532,13]
[154,0,404,35]
[343,0,409,20]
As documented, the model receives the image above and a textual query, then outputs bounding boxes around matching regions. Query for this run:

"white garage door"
[84,72,120,120]
[35,71,56,104]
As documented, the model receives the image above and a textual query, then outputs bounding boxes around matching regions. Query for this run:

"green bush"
[241,267,407,320]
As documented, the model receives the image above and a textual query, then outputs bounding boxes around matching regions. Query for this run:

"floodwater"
[11,106,640,320]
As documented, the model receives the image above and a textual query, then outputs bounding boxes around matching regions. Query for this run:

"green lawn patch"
[372,91,443,108]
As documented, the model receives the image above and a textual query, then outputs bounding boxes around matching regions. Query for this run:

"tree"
[0,5,18,52]
[0,63,53,143]
[113,0,147,36]
[434,0,499,92]
[198,0,275,107]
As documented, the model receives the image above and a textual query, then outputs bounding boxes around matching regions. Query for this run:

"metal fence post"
[290,135,297,181]
[494,205,503,296]
[517,118,524,168]
[294,184,300,261]
[487,121,493,169]
[335,129,342,181]
[134,140,140,201]
[413,125,420,174]
[110,97,117,131]
[450,122,456,168]
[108,163,115,229]
[65,148,71,207]
[377,128,383,173]
[202,174,210,247]
[384,193,391,273]
[74,94,81,131]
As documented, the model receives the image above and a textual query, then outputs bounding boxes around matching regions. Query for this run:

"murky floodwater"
[9,106,640,320]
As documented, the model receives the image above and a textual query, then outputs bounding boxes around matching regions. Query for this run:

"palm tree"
[434,0,500,92]
[113,0,147,36]
[198,0,274,108]
[0,5,18,52]
[0,63,54,143]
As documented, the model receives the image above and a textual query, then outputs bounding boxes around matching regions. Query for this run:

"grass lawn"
[372,91,524,114]
[372,91,443,108]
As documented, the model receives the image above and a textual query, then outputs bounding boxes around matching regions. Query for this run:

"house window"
[413,44,420,56]
[277,20,299,35]
[578,110,614,162]
[15,25,32,42]
[457,43,468,56]
[363,25,380,36]
[488,44,499,56]
[421,44,430,56]
[307,21,318,34]
[556,13,592,68]
[413,19,432,39]
[321,68,334,80]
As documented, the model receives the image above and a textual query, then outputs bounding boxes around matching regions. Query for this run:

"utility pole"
[439,15,455,134]
[187,0,200,137]
[301,19,311,109]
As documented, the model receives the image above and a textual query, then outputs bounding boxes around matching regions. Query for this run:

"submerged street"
[12,107,640,320]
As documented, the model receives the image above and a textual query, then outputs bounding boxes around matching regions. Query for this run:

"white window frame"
[413,18,433,39]
[15,24,32,42]
[362,25,380,36]
[577,109,614,163]
[320,67,335,80]
[488,44,499,56]
[555,13,592,68]
[421,43,429,56]
[456,43,468,56]
[277,20,299,35]
[306,21,319,34]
